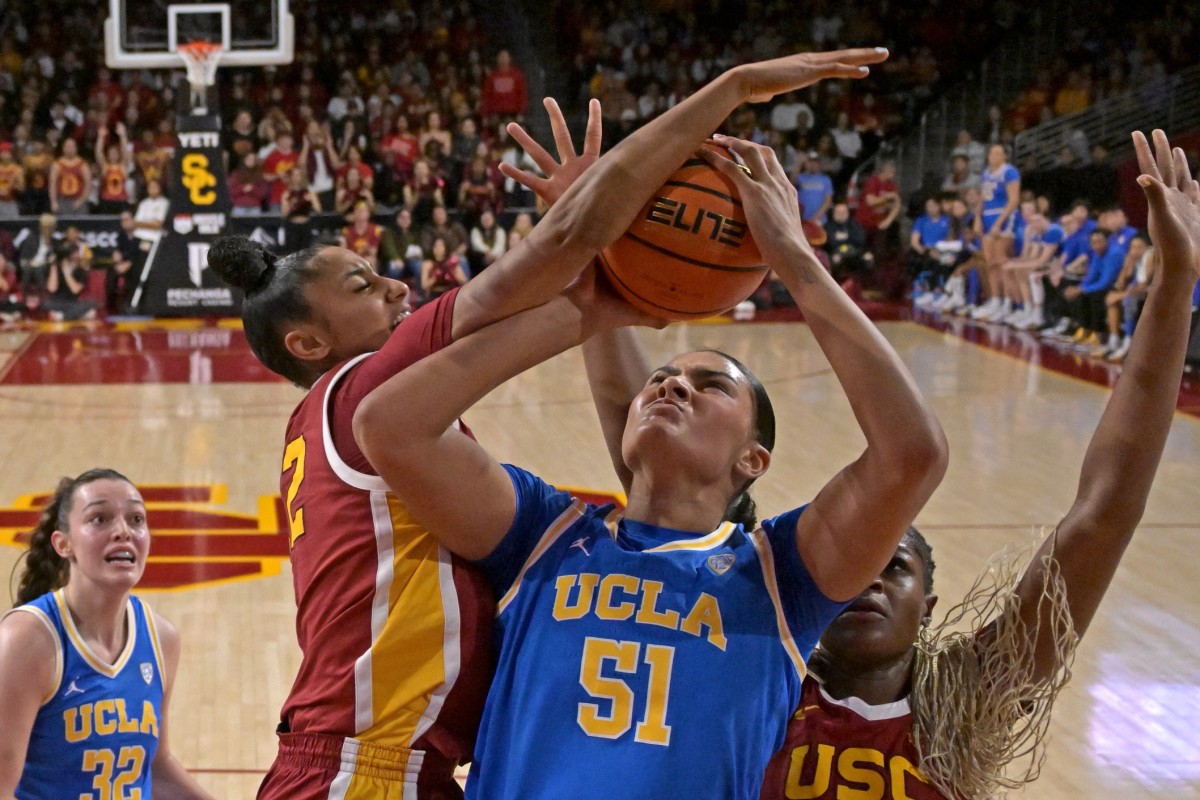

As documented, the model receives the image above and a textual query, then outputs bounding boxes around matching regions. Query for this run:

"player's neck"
[63,580,131,660]
[817,649,914,706]
[624,475,729,533]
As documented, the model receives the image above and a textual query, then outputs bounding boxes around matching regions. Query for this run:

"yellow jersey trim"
[747,531,807,680]
[497,500,586,616]
[54,590,137,678]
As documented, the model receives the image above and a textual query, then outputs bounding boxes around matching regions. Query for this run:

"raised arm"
[450,48,889,340]
[705,137,948,602]
[354,272,653,559]
[1012,129,1200,678]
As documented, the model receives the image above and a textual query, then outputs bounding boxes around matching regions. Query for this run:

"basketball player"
[970,143,1021,321]
[352,135,947,799]
[758,129,1200,800]
[0,469,213,800]
[208,47,891,800]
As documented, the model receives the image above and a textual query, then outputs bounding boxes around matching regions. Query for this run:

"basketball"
[599,147,766,320]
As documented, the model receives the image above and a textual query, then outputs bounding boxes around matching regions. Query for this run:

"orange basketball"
[599,148,766,320]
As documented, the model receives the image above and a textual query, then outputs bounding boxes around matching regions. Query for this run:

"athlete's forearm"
[583,329,653,493]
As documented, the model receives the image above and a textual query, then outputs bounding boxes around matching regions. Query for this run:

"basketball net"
[178,40,222,114]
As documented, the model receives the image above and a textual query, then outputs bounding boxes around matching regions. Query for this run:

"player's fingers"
[1132,131,1159,181]
[810,47,889,66]
[1153,129,1174,187]
[506,121,559,177]
[1137,173,1167,208]
[583,99,602,157]
[544,98,577,161]
[498,163,547,194]
[1186,178,1200,207]
[711,135,768,179]
[697,144,750,189]
[816,63,871,81]
[1173,146,1191,189]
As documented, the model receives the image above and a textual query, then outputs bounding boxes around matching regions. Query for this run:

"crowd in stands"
[0,0,1197,335]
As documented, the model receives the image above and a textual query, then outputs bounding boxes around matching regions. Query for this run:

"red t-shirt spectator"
[480,51,528,120]
[263,147,300,207]
[855,174,900,229]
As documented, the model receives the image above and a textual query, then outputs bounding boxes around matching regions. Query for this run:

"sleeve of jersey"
[762,507,851,660]
[475,464,578,597]
[329,286,464,474]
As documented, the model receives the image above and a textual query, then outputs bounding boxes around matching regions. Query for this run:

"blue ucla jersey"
[468,466,848,800]
[980,163,1019,217]
[9,590,164,800]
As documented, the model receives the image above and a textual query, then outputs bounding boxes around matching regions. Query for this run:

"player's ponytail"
[207,236,328,387]
[723,491,759,530]
[13,468,133,605]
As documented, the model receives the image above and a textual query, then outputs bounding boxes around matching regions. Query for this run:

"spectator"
[999,211,1066,330]
[300,120,341,210]
[133,179,168,248]
[94,124,132,214]
[335,167,376,218]
[229,152,268,216]
[420,203,468,262]
[418,111,453,161]
[281,167,321,252]
[44,226,96,321]
[794,151,834,225]
[0,251,22,322]
[480,49,528,123]
[829,111,862,164]
[133,129,169,194]
[420,234,469,301]
[107,210,140,314]
[448,117,482,188]
[339,200,384,272]
[509,211,535,241]
[855,160,902,271]
[1053,70,1091,117]
[908,195,952,280]
[467,208,506,275]
[379,114,421,182]
[1104,234,1156,362]
[225,109,260,170]
[769,91,815,140]
[812,132,843,178]
[458,155,500,224]
[17,212,60,300]
[381,205,424,283]
[951,129,986,175]
[0,142,23,217]
[262,132,299,213]
[403,158,445,225]
[941,154,980,196]
[824,201,874,281]
[21,140,52,214]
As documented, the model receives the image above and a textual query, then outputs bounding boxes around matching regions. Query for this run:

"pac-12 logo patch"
[140,663,154,685]
[707,554,736,575]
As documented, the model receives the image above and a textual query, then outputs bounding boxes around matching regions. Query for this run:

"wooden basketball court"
[1,316,1197,798]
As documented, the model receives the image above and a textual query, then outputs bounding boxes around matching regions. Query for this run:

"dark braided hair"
[704,350,776,530]
[904,526,936,593]
[13,468,134,605]
[207,236,330,387]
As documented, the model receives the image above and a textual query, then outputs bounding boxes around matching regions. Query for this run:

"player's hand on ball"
[700,136,813,270]
[500,98,603,207]
[569,260,667,338]
[733,48,888,104]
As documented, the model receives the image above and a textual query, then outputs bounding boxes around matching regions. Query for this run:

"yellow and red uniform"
[53,157,88,204]
[341,222,383,261]
[262,288,491,799]
[99,162,131,205]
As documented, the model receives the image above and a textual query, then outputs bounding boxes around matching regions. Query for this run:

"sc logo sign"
[181,153,217,205]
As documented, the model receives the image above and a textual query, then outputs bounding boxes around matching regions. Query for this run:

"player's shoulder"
[0,604,59,663]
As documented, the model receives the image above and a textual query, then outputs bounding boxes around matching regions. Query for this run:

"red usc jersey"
[269,288,491,795]
[760,676,945,800]
[343,223,383,259]
[54,157,88,201]
[100,163,130,202]
[0,162,21,201]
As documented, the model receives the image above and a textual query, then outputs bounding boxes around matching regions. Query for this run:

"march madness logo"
[0,484,625,592]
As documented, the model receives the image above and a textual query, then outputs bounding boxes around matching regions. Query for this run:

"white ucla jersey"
[7,590,164,800]
[466,466,849,800]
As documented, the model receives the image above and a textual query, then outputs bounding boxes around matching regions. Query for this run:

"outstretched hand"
[1133,129,1200,282]
[499,98,603,206]
[735,48,889,103]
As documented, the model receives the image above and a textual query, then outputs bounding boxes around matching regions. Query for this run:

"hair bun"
[208,236,277,293]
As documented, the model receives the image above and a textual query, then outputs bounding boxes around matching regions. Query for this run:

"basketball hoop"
[178,40,222,113]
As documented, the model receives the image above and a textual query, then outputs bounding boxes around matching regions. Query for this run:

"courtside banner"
[135,112,241,316]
